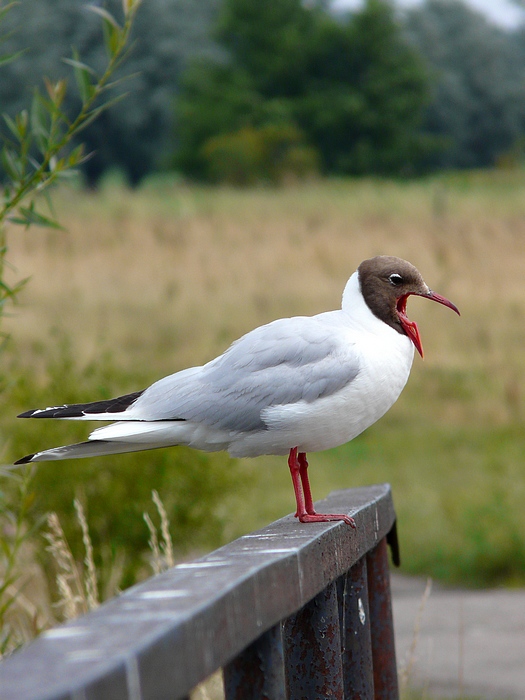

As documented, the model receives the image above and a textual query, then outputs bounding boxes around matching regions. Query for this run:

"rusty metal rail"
[0,484,400,700]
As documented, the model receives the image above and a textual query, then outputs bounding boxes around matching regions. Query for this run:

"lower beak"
[398,309,424,357]
[398,291,460,358]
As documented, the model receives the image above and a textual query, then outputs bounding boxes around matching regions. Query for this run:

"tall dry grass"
[5,172,524,378]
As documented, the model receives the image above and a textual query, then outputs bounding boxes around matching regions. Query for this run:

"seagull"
[15,256,459,527]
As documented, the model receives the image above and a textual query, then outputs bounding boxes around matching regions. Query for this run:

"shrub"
[201,123,319,185]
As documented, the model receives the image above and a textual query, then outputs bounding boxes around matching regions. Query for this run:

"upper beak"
[421,290,461,317]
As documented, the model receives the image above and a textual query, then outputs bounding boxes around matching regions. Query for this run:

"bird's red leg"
[287,448,356,528]
[288,447,307,518]
[297,452,316,514]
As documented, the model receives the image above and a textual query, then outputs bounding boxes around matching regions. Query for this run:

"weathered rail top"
[0,484,399,700]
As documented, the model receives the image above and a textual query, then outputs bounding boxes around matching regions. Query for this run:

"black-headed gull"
[15,256,459,527]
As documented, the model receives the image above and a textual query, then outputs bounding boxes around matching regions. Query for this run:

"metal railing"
[0,483,400,700]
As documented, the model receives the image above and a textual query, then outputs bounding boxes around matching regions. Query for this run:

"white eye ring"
[389,273,403,286]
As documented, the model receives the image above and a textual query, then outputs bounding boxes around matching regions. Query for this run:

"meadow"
[1,171,524,629]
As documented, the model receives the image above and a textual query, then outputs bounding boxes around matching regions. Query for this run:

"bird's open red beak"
[397,291,460,358]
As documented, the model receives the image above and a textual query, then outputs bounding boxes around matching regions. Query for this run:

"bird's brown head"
[358,255,460,357]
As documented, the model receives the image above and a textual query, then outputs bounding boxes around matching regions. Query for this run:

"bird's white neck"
[341,271,360,311]
[341,270,399,338]
[341,271,375,324]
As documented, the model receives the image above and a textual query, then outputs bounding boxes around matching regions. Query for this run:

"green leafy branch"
[0,0,142,657]
[1,0,142,231]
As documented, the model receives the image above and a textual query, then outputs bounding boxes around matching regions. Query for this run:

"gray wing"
[132,316,361,432]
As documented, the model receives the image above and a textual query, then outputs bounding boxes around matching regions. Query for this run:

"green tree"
[175,0,431,180]
[295,0,431,174]
[176,62,262,178]
[405,0,525,169]
[216,0,316,95]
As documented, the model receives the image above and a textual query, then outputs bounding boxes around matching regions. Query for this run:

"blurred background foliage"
[2,0,525,185]
[1,0,525,655]
[2,172,524,598]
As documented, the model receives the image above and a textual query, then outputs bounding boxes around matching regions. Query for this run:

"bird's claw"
[295,512,356,528]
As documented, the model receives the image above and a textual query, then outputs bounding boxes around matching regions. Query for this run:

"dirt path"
[392,575,525,699]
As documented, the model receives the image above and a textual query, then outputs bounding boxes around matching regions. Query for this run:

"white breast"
[228,273,415,457]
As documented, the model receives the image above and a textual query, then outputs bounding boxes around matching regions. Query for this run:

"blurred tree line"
[2,0,525,185]
[176,0,431,182]
[0,0,221,185]
[405,0,525,170]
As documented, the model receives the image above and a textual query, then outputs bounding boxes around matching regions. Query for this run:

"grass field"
[1,171,525,611]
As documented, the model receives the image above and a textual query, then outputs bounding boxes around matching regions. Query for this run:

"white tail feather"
[89,421,188,443]
[27,440,165,463]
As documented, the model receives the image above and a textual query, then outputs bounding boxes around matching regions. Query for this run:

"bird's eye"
[388,273,403,286]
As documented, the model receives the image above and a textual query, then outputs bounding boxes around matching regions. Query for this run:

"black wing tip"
[18,409,38,418]
[16,391,144,420]
[14,453,36,465]
[17,407,85,419]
